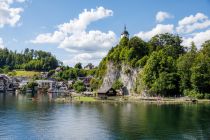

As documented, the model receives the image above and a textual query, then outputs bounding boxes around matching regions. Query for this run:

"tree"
[148,33,184,57]
[112,79,124,90]
[142,50,179,95]
[177,42,197,92]
[191,52,210,93]
[90,78,100,90]
[74,62,82,69]
[119,37,129,46]
[128,36,148,59]
[73,81,86,93]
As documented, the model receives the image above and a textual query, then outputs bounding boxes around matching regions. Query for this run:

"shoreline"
[53,95,210,104]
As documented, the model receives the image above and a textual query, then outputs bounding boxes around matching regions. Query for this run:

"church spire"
[121,25,129,39]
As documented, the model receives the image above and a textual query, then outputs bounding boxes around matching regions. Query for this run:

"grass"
[74,96,96,102]
[10,70,40,77]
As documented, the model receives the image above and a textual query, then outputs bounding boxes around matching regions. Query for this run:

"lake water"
[0,94,210,140]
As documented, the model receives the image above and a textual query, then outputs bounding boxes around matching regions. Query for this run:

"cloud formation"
[135,12,210,49]
[176,13,210,33]
[135,24,174,40]
[31,7,117,65]
[182,29,210,48]
[156,11,173,22]
[0,0,25,27]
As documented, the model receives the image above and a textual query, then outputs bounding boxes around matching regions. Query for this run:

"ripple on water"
[0,95,210,139]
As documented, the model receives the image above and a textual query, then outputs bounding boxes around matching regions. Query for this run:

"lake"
[0,94,210,140]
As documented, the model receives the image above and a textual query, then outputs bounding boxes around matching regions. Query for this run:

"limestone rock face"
[99,62,139,95]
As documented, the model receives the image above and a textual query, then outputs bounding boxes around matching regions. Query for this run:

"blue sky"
[1,0,210,66]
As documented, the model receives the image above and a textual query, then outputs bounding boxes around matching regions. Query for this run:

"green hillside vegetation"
[53,64,97,81]
[0,48,59,72]
[8,70,40,77]
[96,33,210,99]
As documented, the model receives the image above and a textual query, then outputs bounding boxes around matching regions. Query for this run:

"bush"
[135,56,148,68]
[184,89,204,99]
[204,94,210,99]
[73,81,86,93]
[112,79,123,90]
[195,94,204,99]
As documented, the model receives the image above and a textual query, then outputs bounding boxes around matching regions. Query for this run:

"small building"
[55,67,63,73]
[40,72,49,79]
[84,63,94,70]
[78,76,93,91]
[98,87,117,98]
[18,80,29,89]
[0,74,14,92]
[36,80,56,89]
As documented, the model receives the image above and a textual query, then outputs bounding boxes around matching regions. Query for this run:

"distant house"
[18,80,29,89]
[40,72,49,79]
[84,63,94,70]
[55,67,63,73]
[56,81,68,90]
[77,76,93,91]
[98,87,116,98]
[36,80,56,89]
[0,74,14,92]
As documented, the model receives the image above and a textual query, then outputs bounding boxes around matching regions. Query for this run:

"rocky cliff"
[99,62,139,95]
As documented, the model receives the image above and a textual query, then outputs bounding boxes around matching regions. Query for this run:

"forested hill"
[95,33,210,98]
[0,48,60,71]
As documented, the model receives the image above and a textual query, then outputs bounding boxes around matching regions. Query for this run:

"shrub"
[112,79,124,90]
[73,81,86,93]
[184,90,204,99]
[195,94,204,99]
[204,94,210,99]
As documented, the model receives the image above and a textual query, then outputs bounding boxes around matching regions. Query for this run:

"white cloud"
[58,6,113,34]
[176,13,210,33]
[182,29,210,48]
[59,30,116,53]
[31,31,65,44]
[0,0,25,28]
[135,24,174,40]
[31,7,114,44]
[0,38,5,48]
[63,52,107,66]
[31,7,116,66]
[156,11,173,22]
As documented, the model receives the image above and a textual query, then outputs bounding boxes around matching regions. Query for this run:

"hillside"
[95,33,210,98]
[0,48,59,72]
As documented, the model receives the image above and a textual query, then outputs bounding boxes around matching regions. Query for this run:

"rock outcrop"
[99,62,139,95]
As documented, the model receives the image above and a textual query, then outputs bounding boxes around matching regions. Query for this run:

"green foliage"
[183,89,200,98]
[112,79,124,90]
[90,78,101,91]
[177,43,197,92]
[204,94,210,99]
[191,52,210,93]
[135,56,148,68]
[47,70,55,77]
[142,50,179,96]
[55,67,87,81]
[0,48,59,71]
[148,33,183,55]
[106,36,148,67]
[119,37,129,46]
[150,72,179,96]
[27,81,38,89]
[74,62,82,69]
[73,81,86,93]
[96,57,107,79]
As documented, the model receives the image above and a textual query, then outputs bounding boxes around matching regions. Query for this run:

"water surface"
[0,94,210,140]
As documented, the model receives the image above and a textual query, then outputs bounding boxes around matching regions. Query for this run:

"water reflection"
[0,94,210,139]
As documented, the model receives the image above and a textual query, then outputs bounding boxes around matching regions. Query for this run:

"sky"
[0,0,210,67]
